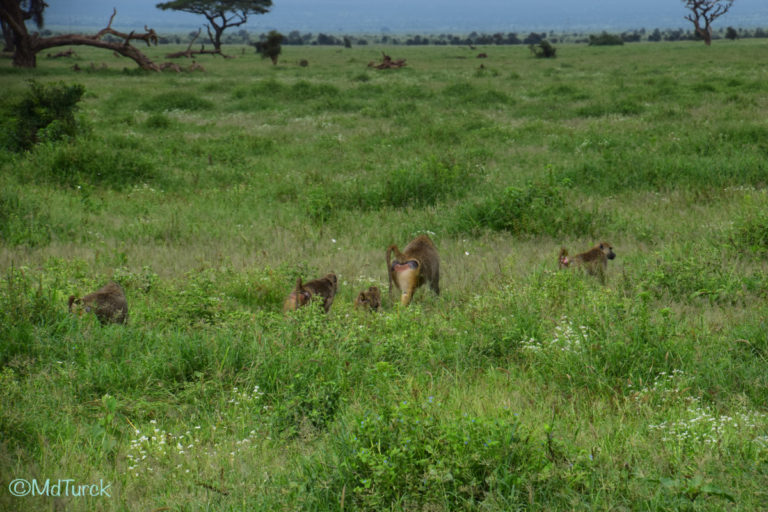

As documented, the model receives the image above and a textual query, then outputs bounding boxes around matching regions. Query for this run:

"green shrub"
[731,206,768,254]
[639,248,754,304]
[588,32,625,46]
[40,141,156,189]
[529,40,557,58]
[307,400,540,510]
[255,30,284,65]
[299,157,477,222]
[382,157,474,208]
[447,178,601,236]
[8,80,85,151]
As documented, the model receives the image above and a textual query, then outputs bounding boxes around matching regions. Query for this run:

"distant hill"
[45,0,768,34]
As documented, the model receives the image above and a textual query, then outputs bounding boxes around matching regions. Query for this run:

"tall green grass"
[2,41,768,511]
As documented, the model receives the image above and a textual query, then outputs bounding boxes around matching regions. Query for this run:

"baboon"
[354,286,381,311]
[559,242,616,280]
[68,282,128,325]
[386,234,440,306]
[283,273,338,313]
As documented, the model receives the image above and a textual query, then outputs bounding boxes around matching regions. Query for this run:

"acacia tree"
[156,0,272,51]
[0,0,44,51]
[254,29,282,64]
[682,0,734,46]
[0,2,160,69]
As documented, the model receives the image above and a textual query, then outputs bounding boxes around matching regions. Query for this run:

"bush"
[255,30,284,65]
[447,178,601,237]
[16,140,157,190]
[381,157,474,208]
[588,32,625,46]
[529,40,557,58]
[300,157,477,221]
[49,142,155,189]
[305,399,541,510]
[640,247,754,304]
[731,206,768,254]
[8,80,85,151]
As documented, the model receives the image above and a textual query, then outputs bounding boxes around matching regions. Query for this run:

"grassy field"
[1,39,768,510]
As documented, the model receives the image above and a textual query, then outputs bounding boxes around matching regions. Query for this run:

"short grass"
[1,40,768,510]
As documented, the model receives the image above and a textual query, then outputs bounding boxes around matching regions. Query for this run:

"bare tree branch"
[682,0,734,45]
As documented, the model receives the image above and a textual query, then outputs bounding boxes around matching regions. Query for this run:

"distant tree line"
[226,26,768,46]
[27,26,768,48]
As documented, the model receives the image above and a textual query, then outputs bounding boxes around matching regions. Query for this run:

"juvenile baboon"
[283,273,338,313]
[386,234,440,306]
[68,282,128,325]
[559,242,616,280]
[283,277,312,312]
[354,286,381,311]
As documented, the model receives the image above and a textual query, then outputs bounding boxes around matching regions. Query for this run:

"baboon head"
[600,242,616,260]
[67,295,92,316]
[355,286,381,311]
[283,278,312,312]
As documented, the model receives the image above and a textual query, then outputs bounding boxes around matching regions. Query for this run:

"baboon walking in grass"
[283,273,338,313]
[68,282,128,325]
[558,242,616,282]
[386,234,440,306]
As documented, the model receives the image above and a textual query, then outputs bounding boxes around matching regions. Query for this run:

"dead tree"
[368,53,407,70]
[682,0,734,46]
[165,27,228,58]
[0,5,160,69]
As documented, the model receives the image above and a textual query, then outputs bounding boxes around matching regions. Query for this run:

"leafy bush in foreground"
[6,80,85,151]
[306,400,541,510]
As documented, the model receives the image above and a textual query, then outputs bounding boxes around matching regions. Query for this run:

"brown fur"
[68,282,128,325]
[282,277,312,312]
[283,273,338,313]
[559,242,616,280]
[386,234,440,306]
[354,286,381,311]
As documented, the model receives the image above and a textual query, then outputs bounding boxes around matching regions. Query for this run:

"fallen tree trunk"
[368,53,406,70]
[0,5,160,70]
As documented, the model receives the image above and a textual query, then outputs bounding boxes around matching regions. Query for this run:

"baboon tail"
[386,245,396,296]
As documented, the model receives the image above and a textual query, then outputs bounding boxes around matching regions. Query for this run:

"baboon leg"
[430,275,440,295]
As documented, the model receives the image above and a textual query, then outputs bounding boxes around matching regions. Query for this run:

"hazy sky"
[45,0,768,33]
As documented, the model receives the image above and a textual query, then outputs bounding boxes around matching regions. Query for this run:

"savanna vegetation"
[1,39,768,510]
